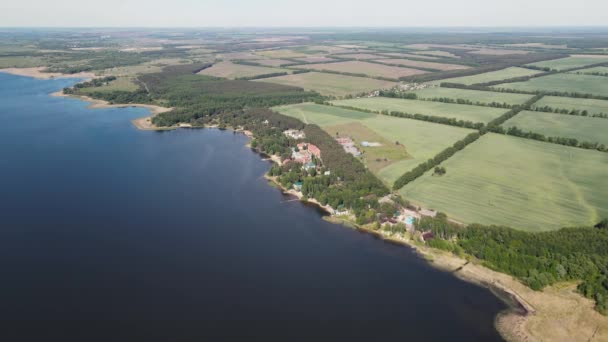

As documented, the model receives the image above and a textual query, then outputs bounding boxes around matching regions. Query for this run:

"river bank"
[0,67,97,80]
[32,70,607,341]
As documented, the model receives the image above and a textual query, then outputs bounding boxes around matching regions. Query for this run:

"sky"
[2,0,608,27]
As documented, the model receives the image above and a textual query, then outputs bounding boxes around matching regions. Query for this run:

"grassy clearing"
[291,61,428,79]
[494,73,608,97]
[526,55,608,71]
[532,96,608,115]
[198,61,289,79]
[274,103,472,185]
[503,110,608,145]
[255,49,309,59]
[100,58,195,77]
[77,77,140,94]
[331,53,386,60]
[254,59,293,67]
[331,97,508,124]
[412,87,534,105]
[374,58,469,71]
[399,133,608,231]
[0,56,47,68]
[293,56,337,63]
[325,122,411,174]
[378,52,439,60]
[434,67,543,85]
[255,72,395,97]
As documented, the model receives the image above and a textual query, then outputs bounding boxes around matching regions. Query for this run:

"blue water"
[0,73,507,341]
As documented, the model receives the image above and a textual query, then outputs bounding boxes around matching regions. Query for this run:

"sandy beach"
[0,67,97,80]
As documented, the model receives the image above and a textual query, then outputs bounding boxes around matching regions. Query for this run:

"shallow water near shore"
[0,73,507,341]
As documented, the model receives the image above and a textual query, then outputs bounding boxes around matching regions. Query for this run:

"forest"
[416,215,608,314]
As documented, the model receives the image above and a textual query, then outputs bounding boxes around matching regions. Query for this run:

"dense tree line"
[69,76,117,89]
[442,82,608,101]
[415,215,608,314]
[532,105,608,119]
[393,132,480,190]
[490,126,608,152]
[235,72,288,80]
[483,94,544,132]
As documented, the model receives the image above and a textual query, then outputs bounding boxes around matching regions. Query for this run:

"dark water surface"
[0,73,506,341]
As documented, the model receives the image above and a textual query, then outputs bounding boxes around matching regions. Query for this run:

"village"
[280,128,438,242]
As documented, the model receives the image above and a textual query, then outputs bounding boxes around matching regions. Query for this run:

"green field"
[0,56,47,68]
[255,72,395,97]
[526,55,608,71]
[198,61,289,79]
[274,103,473,185]
[532,96,608,116]
[433,67,543,85]
[503,111,608,145]
[494,73,608,97]
[411,87,534,106]
[399,133,608,231]
[77,77,140,94]
[331,97,508,124]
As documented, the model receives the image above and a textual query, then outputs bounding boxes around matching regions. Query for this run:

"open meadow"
[503,110,608,145]
[433,67,543,85]
[526,55,608,71]
[274,103,473,185]
[411,87,534,106]
[374,58,470,71]
[532,96,608,115]
[494,73,608,97]
[570,66,608,75]
[331,97,508,123]
[290,61,428,79]
[255,72,395,97]
[399,133,608,231]
[197,61,289,79]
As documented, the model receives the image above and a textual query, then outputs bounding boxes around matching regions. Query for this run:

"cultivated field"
[274,103,473,185]
[331,97,508,123]
[526,55,608,71]
[469,48,529,55]
[413,50,461,58]
[434,67,544,85]
[374,59,470,71]
[399,133,608,231]
[198,61,289,79]
[293,56,337,63]
[503,110,608,145]
[331,53,386,60]
[532,96,608,116]
[377,52,439,60]
[254,59,293,67]
[255,72,395,97]
[254,49,309,59]
[412,87,534,106]
[291,61,428,79]
[494,73,608,97]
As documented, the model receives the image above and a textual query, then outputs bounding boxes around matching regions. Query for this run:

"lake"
[0,73,507,341]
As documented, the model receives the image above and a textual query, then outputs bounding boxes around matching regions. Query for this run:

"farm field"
[197,61,289,79]
[274,103,473,185]
[376,52,439,60]
[503,110,608,145]
[434,67,543,85]
[77,77,139,93]
[255,72,395,97]
[253,59,293,67]
[399,133,608,231]
[494,73,608,97]
[413,50,461,58]
[290,61,428,79]
[293,56,337,63]
[254,49,310,59]
[331,53,386,60]
[469,48,529,55]
[526,55,608,71]
[532,96,608,116]
[374,58,470,71]
[101,58,196,77]
[411,87,534,105]
[0,56,47,68]
[331,97,508,123]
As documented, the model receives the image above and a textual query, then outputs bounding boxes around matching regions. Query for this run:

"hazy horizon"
[3,0,608,28]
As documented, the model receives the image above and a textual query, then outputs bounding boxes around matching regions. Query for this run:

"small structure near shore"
[336,137,361,157]
[283,129,305,140]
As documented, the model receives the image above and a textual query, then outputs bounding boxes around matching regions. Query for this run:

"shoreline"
[36,71,606,341]
[256,145,607,342]
[0,67,97,80]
